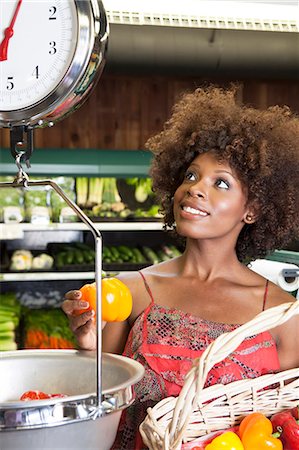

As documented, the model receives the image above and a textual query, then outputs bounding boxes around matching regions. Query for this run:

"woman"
[62,86,299,449]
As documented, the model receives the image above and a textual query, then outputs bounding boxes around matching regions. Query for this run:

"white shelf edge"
[0,270,133,282]
[0,221,164,237]
[0,272,96,282]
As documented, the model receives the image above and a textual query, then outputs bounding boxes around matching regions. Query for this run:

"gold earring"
[247,215,252,222]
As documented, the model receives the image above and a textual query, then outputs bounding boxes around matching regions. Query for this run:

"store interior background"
[0,1,298,311]
[1,7,299,450]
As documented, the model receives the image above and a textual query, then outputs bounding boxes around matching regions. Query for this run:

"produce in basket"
[205,431,244,449]
[238,412,282,449]
[271,409,299,450]
[75,278,133,322]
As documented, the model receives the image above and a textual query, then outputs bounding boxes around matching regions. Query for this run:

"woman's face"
[173,152,250,240]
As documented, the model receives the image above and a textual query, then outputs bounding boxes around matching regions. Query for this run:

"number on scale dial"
[0,0,78,110]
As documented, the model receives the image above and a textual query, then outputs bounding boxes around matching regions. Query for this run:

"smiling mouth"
[181,206,209,217]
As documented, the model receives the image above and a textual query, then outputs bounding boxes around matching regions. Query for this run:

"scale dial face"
[0,0,108,127]
[0,0,78,111]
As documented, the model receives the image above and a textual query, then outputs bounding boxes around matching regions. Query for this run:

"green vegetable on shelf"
[102,178,126,212]
[87,177,103,206]
[126,178,153,203]
[142,246,160,265]
[0,292,21,351]
[76,177,89,207]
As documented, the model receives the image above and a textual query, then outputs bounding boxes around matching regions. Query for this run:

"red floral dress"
[111,273,280,450]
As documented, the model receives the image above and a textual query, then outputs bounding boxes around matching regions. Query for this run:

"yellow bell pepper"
[239,412,283,450]
[205,431,244,450]
[78,278,133,322]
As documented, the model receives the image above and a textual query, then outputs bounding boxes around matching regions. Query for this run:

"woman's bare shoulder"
[266,281,296,308]
[116,269,154,320]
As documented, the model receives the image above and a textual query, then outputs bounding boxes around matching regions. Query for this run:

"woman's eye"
[185,171,196,181]
[216,178,230,189]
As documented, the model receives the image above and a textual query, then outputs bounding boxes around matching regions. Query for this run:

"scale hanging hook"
[10,126,33,187]
[14,152,29,187]
[10,125,34,169]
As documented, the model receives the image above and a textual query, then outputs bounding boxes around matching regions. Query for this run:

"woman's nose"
[187,180,206,198]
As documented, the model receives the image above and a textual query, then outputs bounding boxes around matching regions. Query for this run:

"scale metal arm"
[0,177,104,411]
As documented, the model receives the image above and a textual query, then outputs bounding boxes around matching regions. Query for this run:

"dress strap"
[262,279,269,311]
[138,271,155,305]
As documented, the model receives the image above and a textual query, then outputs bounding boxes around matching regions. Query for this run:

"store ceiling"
[102,0,299,79]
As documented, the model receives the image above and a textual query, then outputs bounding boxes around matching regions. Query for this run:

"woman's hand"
[62,289,99,351]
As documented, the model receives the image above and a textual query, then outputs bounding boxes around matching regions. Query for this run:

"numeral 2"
[49,6,57,20]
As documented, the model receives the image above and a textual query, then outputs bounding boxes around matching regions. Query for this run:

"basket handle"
[168,301,299,445]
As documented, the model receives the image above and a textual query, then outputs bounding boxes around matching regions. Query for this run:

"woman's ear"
[243,204,259,224]
[244,213,256,224]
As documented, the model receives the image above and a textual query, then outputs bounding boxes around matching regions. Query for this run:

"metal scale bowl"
[0,1,144,448]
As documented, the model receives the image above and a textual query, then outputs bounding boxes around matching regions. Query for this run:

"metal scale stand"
[1,126,104,409]
[0,128,144,450]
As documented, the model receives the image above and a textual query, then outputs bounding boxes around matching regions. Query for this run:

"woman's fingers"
[69,310,94,332]
[61,290,97,351]
[75,318,94,337]
[62,299,89,315]
[64,290,82,300]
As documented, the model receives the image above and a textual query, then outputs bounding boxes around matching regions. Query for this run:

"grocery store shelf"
[0,148,152,177]
[0,271,96,282]
[0,221,164,239]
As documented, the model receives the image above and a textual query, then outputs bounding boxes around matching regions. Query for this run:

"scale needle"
[0,0,23,62]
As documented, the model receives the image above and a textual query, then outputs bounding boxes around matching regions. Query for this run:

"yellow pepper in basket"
[205,431,244,450]
[239,412,283,450]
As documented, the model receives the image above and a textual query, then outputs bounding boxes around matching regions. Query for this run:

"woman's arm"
[102,320,131,354]
[275,313,299,371]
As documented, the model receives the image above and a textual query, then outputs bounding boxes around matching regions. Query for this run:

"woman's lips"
[181,205,209,217]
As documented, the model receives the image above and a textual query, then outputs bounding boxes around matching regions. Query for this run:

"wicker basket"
[140,301,299,450]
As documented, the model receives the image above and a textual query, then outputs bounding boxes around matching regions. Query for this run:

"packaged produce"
[24,181,51,224]
[10,250,33,271]
[0,176,24,223]
[50,176,77,222]
[9,250,54,271]
[75,278,132,322]
[32,253,54,270]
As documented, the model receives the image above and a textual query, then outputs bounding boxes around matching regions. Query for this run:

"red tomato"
[20,390,51,401]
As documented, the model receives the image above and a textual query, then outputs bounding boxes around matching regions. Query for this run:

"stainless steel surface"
[0,0,108,128]
[0,350,144,450]
[1,414,122,450]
